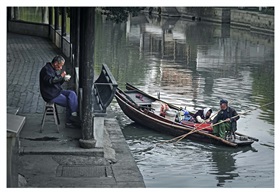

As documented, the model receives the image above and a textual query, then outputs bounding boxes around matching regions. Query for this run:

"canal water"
[94,13,274,188]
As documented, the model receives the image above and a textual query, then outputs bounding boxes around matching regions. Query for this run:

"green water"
[95,13,274,188]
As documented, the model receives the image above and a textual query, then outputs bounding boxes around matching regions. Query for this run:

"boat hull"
[115,85,255,147]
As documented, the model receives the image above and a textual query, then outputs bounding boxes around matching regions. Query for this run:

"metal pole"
[79,7,96,147]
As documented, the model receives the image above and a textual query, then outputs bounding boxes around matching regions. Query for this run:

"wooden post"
[42,7,48,24]
[76,8,81,69]
[70,7,79,68]
[62,7,66,36]
[61,7,66,50]
[70,8,75,68]
[79,7,96,148]
[14,7,19,20]
[48,7,53,38]
[54,7,59,30]
[7,7,11,21]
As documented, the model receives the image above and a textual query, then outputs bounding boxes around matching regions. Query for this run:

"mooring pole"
[79,7,96,148]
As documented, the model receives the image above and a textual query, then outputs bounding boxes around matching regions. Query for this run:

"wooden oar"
[235,132,259,142]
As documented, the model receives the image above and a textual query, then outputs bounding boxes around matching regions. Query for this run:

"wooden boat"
[115,83,258,147]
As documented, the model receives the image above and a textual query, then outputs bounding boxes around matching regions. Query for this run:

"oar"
[235,132,259,142]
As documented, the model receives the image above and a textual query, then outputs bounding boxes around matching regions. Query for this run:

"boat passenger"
[193,107,212,123]
[212,99,239,139]
[160,103,170,117]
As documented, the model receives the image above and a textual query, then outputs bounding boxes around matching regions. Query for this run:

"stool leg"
[53,105,59,133]
[54,104,60,124]
[41,107,47,133]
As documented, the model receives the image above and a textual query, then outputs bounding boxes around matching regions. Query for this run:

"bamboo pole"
[175,115,237,144]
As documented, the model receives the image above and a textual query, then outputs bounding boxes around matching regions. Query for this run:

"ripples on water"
[114,110,273,188]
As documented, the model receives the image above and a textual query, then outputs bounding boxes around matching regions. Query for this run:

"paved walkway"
[7,33,145,187]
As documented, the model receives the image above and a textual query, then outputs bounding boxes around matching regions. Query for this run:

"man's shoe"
[69,115,81,124]
[65,122,81,129]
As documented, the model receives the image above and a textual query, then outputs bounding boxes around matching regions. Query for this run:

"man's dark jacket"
[40,62,65,102]
[212,106,239,131]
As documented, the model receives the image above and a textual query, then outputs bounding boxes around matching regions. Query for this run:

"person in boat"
[160,103,170,117]
[193,107,212,123]
[212,99,239,139]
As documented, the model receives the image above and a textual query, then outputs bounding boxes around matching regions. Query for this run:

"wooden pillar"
[42,7,48,24]
[79,7,96,148]
[48,7,53,37]
[70,7,80,68]
[76,8,81,67]
[54,7,59,30]
[14,7,20,20]
[70,8,75,67]
[70,7,78,94]
[62,7,66,36]
[61,7,66,50]
[7,7,11,21]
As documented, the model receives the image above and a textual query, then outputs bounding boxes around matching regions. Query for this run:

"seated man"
[212,99,239,139]
[39,55,80,127]
[193,107,212,123]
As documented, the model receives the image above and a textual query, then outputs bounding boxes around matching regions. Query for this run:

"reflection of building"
[127,15,198,65]
[161,67,193,87]
[159,65,200,102]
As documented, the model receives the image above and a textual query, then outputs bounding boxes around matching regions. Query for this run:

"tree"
[100,7,145,23]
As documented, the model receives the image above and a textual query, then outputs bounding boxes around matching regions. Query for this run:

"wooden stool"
[41,102,60,133]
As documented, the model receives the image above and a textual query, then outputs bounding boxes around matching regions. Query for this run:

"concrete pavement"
[7,32,145,188]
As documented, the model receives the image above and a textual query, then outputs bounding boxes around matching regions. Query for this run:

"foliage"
[100,7,145,23]
[237,7,274,15]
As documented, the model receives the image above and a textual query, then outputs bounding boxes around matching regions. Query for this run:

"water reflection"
[95,13,274,124]
[209,146,256,187]
[95,12,274,187]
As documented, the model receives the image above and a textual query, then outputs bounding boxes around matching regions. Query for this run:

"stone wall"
[149,7,274,35]
[177,7,230,23]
